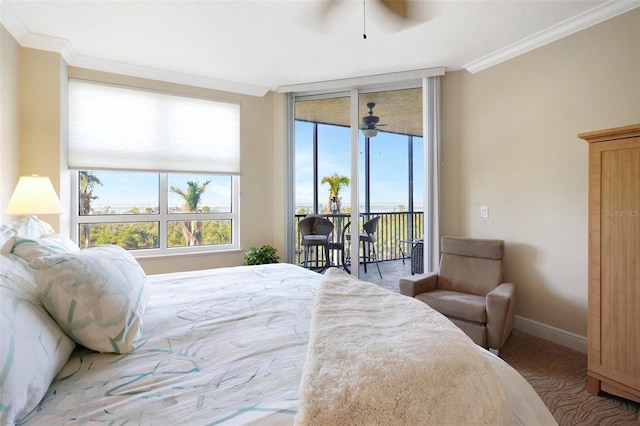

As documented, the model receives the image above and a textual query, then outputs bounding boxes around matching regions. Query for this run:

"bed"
[1,216,556,425]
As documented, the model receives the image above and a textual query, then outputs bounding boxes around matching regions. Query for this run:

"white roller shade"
[69,80,240,174]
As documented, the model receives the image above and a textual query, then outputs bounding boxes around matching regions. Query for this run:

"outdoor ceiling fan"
[360,102,386,138]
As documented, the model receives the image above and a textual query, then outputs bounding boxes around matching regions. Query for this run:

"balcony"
[294,211,424,284]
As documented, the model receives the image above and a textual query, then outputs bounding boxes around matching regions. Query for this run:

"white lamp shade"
[5,176,64,215]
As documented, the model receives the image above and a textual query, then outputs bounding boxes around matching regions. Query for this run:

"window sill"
[131,247,243,261]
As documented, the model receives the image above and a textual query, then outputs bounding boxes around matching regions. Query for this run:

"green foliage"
[169,180,212,246]
[170,180,211,212]
[81,220,232,250]
[321,173,350,198]
[167,220,232,247]
[321,173,351,213]
[79,171,104,248]
[244,245,280,265]
[79,171,103,216]
[84,222,158,250]
[78,174,231,251]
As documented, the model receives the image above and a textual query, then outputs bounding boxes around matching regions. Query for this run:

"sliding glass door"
[356,89,424,275]
[291,83,434,277]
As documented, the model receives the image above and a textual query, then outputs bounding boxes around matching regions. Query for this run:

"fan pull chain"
[363,0,367,39]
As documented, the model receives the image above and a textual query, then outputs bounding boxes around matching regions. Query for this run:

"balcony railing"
[294,211,424,267]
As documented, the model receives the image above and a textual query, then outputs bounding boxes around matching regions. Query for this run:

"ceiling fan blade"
[320,0,338,19]
[379,0,410,21]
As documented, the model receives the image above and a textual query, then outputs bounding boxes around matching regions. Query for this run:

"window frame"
[287,77,441,272]
[70,171,240,257]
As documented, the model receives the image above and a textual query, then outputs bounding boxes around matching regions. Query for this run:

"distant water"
[295,203,423,213]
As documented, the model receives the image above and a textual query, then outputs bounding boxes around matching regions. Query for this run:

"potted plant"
[244,245,280,265]
[321,173,350,213]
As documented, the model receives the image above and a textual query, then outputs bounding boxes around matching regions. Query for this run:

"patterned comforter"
[20,263,319,425]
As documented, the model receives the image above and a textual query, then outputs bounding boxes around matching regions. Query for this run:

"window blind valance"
[69,79,240,174]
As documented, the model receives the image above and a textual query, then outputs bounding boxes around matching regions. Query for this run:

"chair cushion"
[359,232,376,243]
[416,289,487,323]
[302,235,329,245]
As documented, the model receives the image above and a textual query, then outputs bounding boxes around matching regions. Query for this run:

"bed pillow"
[10,214,49,239]
[0,226,15,250]
[9,234,80,263]
[30,245,151,354]
[0,214,49,253]
[0,254,76,425]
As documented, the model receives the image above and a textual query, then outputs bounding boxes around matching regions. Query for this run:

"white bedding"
[18,263,555,425]
[296,268,509,425]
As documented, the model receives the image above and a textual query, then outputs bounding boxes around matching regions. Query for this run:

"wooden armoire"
[578,124,640,403]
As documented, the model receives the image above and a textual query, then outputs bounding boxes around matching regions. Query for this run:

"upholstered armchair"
[399,236,515,352]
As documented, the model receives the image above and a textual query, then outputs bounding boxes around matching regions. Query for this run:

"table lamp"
[5,175,64,231]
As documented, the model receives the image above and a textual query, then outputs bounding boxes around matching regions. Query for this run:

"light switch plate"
[480,205,488,218]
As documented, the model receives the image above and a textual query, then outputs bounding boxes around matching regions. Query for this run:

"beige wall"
[0,25,21,223]
[440,9,640,337]
[19,48,69,233]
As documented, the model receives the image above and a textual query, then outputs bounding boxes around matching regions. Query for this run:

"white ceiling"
[2,0,639,96]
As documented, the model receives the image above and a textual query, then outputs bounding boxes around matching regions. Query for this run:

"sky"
[88,172,231,213]
[295,121,424,211]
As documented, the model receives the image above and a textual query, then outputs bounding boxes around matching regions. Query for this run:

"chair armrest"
[486,282,516,350]
[399,272,438,297]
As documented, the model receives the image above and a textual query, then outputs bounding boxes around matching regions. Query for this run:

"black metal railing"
[294,211,424,267]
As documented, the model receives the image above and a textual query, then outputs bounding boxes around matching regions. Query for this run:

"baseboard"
[514,315,587,354]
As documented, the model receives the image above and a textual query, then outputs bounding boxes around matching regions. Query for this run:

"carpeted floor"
[500,330,640,425]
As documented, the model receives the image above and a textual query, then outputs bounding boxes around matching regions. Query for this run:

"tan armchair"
[399,236,515,352]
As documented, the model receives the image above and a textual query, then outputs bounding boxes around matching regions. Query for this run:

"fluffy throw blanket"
[295,268,508,425]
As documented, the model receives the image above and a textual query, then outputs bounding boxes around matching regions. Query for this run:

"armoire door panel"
[579,125,640,403]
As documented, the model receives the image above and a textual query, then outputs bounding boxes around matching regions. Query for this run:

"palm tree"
[79,171,103,248]
[169,180,211,246]
[321,173,350,213]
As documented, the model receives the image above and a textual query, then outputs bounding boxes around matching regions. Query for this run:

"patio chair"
[327,219,352,273]
[298,216,334,271]
[346,216,382,278]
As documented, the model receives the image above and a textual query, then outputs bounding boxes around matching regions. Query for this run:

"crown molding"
[464,0,640,73]
[0,1,269,97]
[69,55,270,97]
[23,32,77,63]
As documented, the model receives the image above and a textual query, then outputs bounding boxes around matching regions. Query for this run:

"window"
[74,171,237,253]
[69,80,240,255]
[294,119,351,214]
